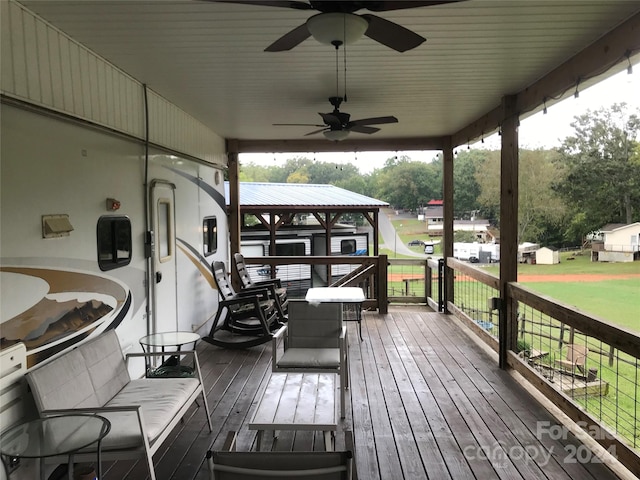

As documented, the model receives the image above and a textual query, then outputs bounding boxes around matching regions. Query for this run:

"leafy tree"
[555,103,640,230]
[287,170,309,183]
[452,150,485,218]
[475,148,566,243]
[373,155,441,210]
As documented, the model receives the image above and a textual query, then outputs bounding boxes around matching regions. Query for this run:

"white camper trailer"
[238,228,369,293]
[239,237,313,293]
[312,232,370,283]
[1,107,226,374]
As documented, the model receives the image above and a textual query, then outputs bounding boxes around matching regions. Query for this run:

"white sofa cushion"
[101,377,200,449]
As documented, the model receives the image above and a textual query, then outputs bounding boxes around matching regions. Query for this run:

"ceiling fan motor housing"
[306,12,369,45]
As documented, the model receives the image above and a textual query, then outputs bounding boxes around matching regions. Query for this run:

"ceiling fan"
[274,96,398,141]
[211,1,465,52]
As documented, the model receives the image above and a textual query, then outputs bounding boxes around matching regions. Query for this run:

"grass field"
[482,253,640,333]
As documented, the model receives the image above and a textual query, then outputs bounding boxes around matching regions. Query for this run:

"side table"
[0,414,110,480]
[139,331,200,377]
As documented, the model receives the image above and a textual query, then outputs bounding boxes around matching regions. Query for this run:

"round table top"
[0,414,111,459]
[139,331,201,348]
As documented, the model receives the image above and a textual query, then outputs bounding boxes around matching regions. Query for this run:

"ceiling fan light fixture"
[323,129,350,141]
[307,13,368,46]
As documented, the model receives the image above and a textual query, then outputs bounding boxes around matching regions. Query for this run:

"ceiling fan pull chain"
[343,14,348,102]
[334,40,340,100]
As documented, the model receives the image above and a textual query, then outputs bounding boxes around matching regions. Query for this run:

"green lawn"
[483,252,639,333]
[524,280,639,333]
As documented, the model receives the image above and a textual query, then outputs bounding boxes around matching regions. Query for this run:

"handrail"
[329,263,376,287]
[508,282,640,359]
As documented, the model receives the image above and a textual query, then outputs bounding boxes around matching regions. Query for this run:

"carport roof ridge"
[225,182,388,209]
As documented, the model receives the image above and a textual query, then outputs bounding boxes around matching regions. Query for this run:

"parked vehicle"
[408,239,425,246]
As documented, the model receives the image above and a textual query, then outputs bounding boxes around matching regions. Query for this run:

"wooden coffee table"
[249,373,338,451]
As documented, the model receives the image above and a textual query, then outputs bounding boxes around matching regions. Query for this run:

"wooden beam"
[499,95,519,369]
[226,141,241,288]
[234,136,445,154]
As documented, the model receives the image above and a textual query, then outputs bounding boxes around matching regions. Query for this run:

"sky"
[240,61,639,174]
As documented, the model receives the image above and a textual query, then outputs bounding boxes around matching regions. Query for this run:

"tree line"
[238,104,640,247]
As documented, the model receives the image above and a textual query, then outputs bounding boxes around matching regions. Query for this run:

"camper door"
[150,180,178,333]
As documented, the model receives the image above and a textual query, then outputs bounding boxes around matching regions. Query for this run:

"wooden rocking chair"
[233,252,288,316]
[202,261,282,349]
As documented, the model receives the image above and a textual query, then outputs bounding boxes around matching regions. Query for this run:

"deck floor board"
[103,308,623,480]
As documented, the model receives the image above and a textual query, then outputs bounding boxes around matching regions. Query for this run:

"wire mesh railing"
[441,258,639,469]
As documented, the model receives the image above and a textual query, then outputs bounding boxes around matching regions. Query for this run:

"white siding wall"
[1,0,225,165]
[604,226,640,252]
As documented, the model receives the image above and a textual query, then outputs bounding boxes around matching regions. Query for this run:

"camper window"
[275,242,306,256]
[97,216,132,270]
[340,239,356,255]
[203,216,218,255]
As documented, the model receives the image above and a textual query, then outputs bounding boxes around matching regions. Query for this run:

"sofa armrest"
[43,405,142,415]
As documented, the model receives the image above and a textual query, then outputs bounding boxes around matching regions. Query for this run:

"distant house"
[536,246,560,265]
[421,201,493,241]
[591,222,640,262]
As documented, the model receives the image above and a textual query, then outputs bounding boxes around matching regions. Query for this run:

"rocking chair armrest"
[233,288,270,299]
[237,285,273,298]
[251,278,283,288]
[220,295,261,308]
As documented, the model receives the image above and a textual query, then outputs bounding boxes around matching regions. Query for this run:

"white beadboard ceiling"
[16,0,640,150]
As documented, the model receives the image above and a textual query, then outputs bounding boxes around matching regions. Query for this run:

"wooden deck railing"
[240,255,388,313]
[442,257,640,477]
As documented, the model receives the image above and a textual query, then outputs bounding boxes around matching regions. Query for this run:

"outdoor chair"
[233,252,288,316]
[206,431,357,479]
[202,261,282,349]
[555,344,588,375]
[272,299,349,418]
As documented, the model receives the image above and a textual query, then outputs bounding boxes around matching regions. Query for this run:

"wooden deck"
[101,308,623,480]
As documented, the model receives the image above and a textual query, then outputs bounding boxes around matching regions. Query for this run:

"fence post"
[438,258,445,313]
[377,254,388,314]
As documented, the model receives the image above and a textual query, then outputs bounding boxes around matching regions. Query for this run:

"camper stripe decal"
[166,167,226,211]
[176,238,217,290]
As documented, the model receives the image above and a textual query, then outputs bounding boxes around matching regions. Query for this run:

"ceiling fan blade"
[273,123,326,127]
[304,127,329,136]
[349,125,380,134]
[265,24,312,51]
[211,1,313,11]
[319,112,342,127]
[361,14,425,52]
[349,115,398,126]
[363,1,466,12]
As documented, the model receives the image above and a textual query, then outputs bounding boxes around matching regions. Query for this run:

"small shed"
[536,247,560,265]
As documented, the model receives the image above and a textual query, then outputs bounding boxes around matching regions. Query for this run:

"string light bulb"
[627,53,633,74]
[543,97,548,115]
[574,78,580,99]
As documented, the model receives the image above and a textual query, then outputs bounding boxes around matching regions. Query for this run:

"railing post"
[438,258,445,313]
[424,259,431,301]
[378,254,388,314]
[499,95,519,369]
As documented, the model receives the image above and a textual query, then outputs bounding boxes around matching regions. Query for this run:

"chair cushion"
[101,377,200,449]
[277,348,340,369]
